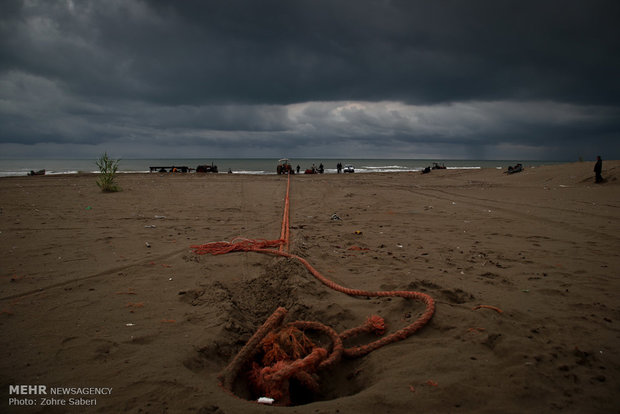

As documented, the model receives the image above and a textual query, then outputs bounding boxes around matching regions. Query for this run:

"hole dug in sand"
[183,259,377,406]
[229,327,370,406]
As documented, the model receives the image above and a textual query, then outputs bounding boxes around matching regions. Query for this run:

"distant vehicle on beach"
[196,164,218,173]
[505,163,523,174]
[432,162,446,170]
[277,159,294,174]
[343,164,355,173]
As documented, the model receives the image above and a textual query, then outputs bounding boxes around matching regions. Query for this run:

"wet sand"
[1,161,619,413]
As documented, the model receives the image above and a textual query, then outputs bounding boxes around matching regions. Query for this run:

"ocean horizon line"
[0,158,574,177]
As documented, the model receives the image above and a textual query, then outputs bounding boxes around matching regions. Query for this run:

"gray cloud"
[1,0,619,160]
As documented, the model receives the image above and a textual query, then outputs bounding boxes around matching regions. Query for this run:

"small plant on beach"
[96,152,121,192]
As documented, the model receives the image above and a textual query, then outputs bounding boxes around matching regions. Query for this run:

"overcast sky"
[1,0,619,160]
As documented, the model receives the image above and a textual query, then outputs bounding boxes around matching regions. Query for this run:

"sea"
[0,158,567,177]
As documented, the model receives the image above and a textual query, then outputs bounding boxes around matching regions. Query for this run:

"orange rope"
[218,307,287,390]
[249,247,435,358]
[279,173,291,252]
[472,304,503,314]
[192,172,435,404]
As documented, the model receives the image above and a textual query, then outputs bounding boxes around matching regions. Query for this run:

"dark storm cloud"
[0,0,619,159]
[122,0,620,106]
[3,0,619,105]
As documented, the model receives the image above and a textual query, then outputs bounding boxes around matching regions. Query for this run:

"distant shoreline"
[0,158,579,177]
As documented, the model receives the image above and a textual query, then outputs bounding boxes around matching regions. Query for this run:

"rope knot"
[252,347,328,405]
[367,315,386,335]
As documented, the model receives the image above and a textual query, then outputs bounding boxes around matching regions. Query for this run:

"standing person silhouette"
[594,156,603,183]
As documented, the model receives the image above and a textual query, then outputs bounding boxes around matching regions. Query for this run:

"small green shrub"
[96,152,121,192]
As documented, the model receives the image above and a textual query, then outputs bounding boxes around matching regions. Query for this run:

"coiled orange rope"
[192,173,435,404]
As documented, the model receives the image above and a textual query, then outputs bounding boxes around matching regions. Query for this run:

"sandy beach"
[1,161,619,413]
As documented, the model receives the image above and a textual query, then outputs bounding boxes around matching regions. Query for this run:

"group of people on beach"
[294,163,327,174]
